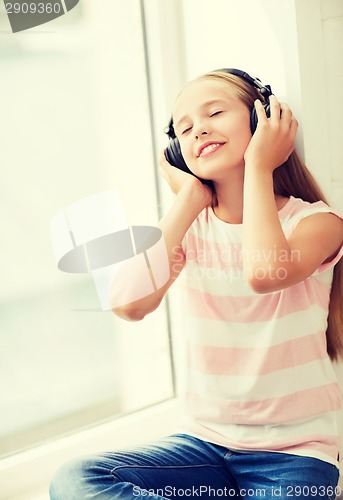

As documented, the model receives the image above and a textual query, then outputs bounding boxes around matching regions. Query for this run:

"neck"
[212,168,245,224]
[211,169,289,224]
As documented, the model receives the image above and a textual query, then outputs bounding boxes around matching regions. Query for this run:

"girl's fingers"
[254,99,268,123]
[279,102,293,124]
[270,98,297,133]
[280,103,298,139]
[159,148,167,165]
[289,115,299,140]
[257,95,296,125]
[159,148,172,171]
[269,94,282,123]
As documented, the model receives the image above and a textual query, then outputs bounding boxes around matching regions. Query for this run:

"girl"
[50,69,343,499]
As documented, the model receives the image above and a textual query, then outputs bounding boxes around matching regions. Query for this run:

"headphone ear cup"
[164,138,213,187]
[250,102,271,134]
[165,138,194,175]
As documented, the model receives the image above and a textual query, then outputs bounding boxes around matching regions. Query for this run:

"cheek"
[179,140,193,163]
[231,110,252,143]
[242,130,253,149]
[235,123,252,151]
[179,142,200,174]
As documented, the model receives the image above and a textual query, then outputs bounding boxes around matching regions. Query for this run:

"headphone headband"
[165,68,273,139]
[215,68,273,102]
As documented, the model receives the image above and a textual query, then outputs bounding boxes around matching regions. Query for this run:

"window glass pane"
[0,0,174,458]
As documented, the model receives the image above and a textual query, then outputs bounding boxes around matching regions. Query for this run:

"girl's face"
[172,79,252,181]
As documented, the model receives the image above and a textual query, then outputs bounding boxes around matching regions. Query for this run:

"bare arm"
[112,153,212,320]
[242,96,343,293]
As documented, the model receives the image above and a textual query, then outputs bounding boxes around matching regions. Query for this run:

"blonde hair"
[194,71,343,361]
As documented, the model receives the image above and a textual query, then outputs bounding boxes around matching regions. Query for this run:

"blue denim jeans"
[49,433,340,499]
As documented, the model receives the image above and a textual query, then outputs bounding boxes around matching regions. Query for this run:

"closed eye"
[210,110,223,117]
[181,126,192,135]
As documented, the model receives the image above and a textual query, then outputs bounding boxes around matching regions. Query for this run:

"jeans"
[49,433,340,499]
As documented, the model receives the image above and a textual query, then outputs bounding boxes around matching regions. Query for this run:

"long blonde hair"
[194,71,343,361]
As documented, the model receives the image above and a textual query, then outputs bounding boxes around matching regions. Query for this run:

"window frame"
[0,400,182,499]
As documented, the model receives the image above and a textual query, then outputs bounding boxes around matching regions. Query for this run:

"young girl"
[50,69,343,499]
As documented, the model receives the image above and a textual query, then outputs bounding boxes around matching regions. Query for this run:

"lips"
[197,141,225,158]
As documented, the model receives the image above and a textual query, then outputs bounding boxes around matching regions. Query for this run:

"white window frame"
[0,400,183,499]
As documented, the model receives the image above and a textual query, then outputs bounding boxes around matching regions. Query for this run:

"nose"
[195,130,208,139]
[193,120,209,139]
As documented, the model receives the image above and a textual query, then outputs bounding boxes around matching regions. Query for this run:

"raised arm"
[112,152,212,321]
[242,96,343,293]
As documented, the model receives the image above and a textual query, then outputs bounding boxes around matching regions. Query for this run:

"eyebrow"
[173,99,228,129]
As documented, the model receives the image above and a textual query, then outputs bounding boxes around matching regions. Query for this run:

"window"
[0,0,175,459]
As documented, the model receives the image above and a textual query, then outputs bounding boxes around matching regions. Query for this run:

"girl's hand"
[159,149,213,206]
[244,95,298,172]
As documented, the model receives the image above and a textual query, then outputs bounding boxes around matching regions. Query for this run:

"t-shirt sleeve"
[286,200,343,274]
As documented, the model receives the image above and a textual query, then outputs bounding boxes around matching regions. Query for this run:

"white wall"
[320,0,343,211]
[179,0,343,209]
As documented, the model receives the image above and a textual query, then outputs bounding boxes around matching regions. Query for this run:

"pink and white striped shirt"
[180,196,343,467]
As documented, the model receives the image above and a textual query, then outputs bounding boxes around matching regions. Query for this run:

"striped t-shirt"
[179,195,343,467]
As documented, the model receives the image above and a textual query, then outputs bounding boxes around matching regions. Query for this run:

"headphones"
[164,68,273,182]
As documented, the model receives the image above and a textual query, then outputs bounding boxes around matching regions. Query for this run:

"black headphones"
[164,68,273,183]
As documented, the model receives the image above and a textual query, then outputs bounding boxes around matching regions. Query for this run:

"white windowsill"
[0,398,183,500]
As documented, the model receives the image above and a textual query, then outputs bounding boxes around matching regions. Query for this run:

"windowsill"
[0,398,183,500]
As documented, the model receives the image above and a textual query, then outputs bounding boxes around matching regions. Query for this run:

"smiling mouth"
[199,143,224,158]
